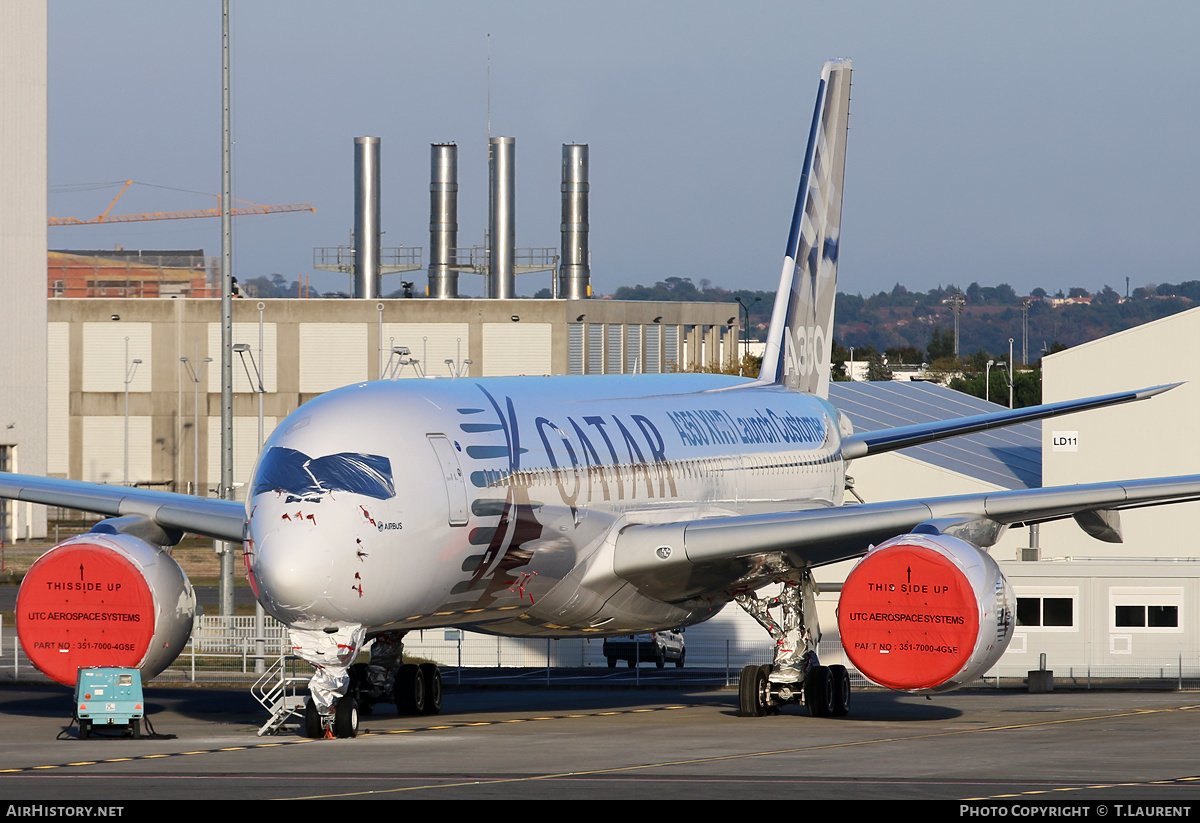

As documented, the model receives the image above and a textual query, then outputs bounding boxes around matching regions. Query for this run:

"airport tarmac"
[0,682,1198,803]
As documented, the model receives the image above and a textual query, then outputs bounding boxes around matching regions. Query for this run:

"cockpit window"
[252,447,396,500]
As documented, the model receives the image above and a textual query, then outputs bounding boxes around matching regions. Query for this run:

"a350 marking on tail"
[781,322,828,390]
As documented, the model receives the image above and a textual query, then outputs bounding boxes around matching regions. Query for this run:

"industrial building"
[999,307,1200,680]
[0,3,47,542]
[47,249,216,299]
[43,296,738,498]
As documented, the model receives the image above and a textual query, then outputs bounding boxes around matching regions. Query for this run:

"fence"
[1,614,1198,689]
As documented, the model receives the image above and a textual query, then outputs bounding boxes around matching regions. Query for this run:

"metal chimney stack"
[559,143,590,299]
[428,143,459,299]
[353,136,381,299]
[488,136,516,299]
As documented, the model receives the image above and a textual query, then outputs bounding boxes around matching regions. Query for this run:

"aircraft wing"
[612,474,1200,602]
[839,383,1179,460]
[0,473,246,543]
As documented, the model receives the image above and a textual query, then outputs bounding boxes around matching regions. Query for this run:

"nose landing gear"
[305,694,359,739]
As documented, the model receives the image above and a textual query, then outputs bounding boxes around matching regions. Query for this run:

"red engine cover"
[17,533,196,686]
[837,532,1013,692]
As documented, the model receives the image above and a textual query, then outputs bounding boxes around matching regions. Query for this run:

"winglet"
[758,59,853,397]
[1134,382,1183,399]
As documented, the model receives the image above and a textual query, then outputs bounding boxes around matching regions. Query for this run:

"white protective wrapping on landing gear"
[368,631,404,687]
[290,625,366,714]
[735,578,821,683]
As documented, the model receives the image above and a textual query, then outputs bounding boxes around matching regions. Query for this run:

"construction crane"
[48,180,315,226]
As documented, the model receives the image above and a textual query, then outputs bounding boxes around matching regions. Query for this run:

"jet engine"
[836,532,1013,693]
[17,530,197,686]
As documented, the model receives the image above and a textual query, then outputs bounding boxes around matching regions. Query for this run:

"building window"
[1114,605,1179,628]
[1017,596,1073,627]
[1109,587,1183,633]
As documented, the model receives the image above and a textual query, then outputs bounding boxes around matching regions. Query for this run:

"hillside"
[610,278,1198,364]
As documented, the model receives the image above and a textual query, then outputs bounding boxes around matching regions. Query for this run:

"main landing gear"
[735,574,851,718]
[737,659,851,718]
[345,632,444,719]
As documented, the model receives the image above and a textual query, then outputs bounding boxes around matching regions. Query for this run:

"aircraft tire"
[738,664,768,717]
[395,663,426,716]
[304,697,324,738]
[419,663,442,716]
[829,664,851,717]
[805,665,835,718]
[334,696,358,738]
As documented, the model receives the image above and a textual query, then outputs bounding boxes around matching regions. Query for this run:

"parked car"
[603,630,685,668]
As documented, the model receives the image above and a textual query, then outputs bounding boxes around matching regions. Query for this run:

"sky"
[46,1,1200,299]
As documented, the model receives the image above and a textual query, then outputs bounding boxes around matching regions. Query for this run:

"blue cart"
[74,668,145,739]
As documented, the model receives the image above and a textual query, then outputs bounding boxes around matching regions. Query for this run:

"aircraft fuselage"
[245,373,846,637]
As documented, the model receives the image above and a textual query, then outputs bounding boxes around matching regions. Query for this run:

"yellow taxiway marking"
[285,704,1200,801]
[0,703,710,776]
[8,701,1195,797]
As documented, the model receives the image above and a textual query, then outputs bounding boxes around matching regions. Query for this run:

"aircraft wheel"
[760,665,782,714]
[805,665,835,718]
[334,696,359,738]
[419,663,443,716]
[304,697,325,738]
[829,664,851,717]
[395,663,426,716]
[738,664,769,717]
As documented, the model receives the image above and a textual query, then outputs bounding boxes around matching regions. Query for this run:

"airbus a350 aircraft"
[7,58,1200,737]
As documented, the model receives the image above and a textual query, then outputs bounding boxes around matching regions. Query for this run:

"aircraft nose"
[249,519,335,624]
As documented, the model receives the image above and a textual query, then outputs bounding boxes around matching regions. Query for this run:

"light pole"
[123,337,142,486]
[233,343,265,453]
[734,296,760,375]
[180,353,212,496]
[1020,299,1031,366]
[949,291,966,358]
[1008,338,1015,409]
[986,360,1005,404]
[233,340,266,673]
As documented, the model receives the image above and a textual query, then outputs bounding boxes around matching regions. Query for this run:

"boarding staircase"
[252,653,310,736]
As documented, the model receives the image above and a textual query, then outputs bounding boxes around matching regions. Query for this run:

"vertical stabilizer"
[758,59,852,396]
